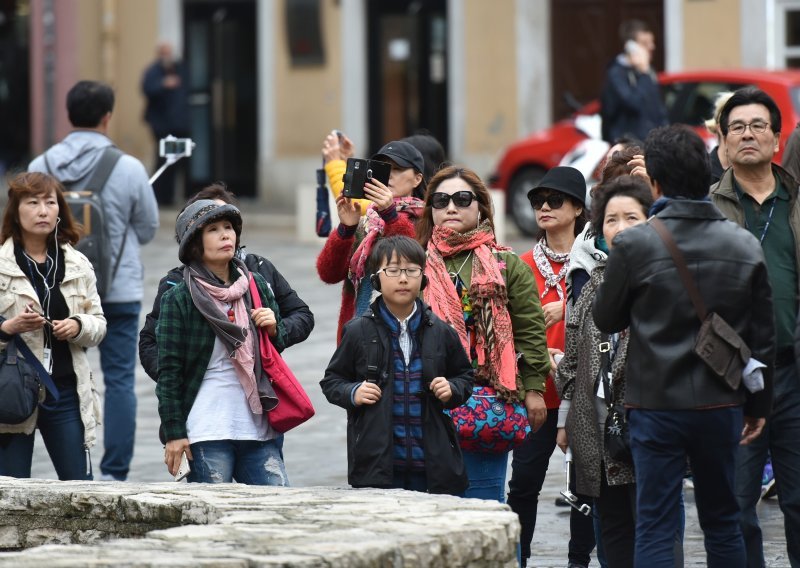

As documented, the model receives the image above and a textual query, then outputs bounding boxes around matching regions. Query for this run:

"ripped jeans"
[187,439,289,486]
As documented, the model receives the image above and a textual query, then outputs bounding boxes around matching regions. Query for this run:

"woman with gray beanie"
[156,200,289,485]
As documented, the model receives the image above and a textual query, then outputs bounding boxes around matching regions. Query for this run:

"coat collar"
[0,238,87,282]
[653,199,727,221]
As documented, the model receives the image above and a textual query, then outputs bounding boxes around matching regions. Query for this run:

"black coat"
[320,299,473,494]
[138,251,314,381]
[600,57,667,143]
[592,200,775,417]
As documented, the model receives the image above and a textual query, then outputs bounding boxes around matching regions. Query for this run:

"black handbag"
[651,218,750,390]
[0,337,42,424]
[600,336,632,464]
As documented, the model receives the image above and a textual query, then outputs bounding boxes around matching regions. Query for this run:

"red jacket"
[520,250,565,410]
[316,206,417,343]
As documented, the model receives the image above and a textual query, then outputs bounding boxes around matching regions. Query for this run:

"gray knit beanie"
[175,199,243,263]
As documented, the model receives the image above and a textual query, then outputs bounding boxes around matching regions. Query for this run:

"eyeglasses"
[430,191,477,209]
[378,266,423,278]
[529,193,566,210]
[727,121,770,136]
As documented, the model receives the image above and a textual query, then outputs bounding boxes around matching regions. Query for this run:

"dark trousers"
[596,469,636,568]
[735,362,800,568]
[508,409,596,565]
[630,406,745,568]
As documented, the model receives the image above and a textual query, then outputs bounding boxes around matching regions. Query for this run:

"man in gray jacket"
[29,80,159,481]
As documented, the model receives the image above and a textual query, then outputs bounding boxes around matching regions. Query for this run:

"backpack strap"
[87,148,127,290]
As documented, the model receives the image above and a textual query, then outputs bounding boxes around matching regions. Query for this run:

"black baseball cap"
[527,166,587,204]
[372,141,425,174]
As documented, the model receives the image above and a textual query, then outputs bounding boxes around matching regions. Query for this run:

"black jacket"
[320,299,473,494]
[600,56,667,143]
[592,200,775,417]
[139,251,314,381]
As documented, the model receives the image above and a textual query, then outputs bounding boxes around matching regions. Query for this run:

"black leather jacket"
[592,200,775,417]
[320,298,473,494]
[139,251,314,381]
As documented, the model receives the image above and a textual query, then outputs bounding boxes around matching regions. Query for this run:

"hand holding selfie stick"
[149,135,195,185]
[561,447,592,516]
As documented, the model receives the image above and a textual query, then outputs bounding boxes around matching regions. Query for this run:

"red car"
[490,69,800,235]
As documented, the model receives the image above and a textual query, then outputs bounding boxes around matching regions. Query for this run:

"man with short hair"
[600,19,667,143]
[711,86,800,568]
[29,80,159,481]
[594,124,774,567]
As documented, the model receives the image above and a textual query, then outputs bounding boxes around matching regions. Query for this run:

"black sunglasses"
[430,191,477,209]
[529,193,566,210]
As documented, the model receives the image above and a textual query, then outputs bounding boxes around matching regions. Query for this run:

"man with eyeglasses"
[711,86,800,568]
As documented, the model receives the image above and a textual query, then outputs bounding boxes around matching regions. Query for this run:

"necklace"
[448,251,472,281]
[226,303,235,322]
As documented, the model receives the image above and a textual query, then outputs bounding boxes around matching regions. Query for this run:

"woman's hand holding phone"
[364,178,393,212]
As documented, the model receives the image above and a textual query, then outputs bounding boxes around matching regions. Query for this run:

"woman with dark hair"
[317,141,427,342]
[138,183,313,381]
[555,175,653,568]
[156,200,289,484]
[417,165,550,502]
[506,166,592,568]
[0,172,107,480]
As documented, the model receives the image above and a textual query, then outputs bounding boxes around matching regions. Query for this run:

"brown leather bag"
[651,218,750,390]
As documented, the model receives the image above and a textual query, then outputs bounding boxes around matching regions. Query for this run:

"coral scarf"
[348,196,425,288]
[424,221,518,398]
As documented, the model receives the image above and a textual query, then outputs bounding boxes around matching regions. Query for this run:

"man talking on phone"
[599,19,667,143]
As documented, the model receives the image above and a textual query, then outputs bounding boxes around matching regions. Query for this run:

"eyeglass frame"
[376,266,424,278]
[726,120,771,136]
[429,191,478,209]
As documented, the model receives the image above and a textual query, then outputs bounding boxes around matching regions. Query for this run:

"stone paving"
[25,207,790,567]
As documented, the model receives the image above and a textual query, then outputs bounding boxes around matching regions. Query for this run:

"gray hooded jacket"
[29,131,159,303]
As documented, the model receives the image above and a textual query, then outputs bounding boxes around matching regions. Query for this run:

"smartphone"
[342,158,391,199]
[624,39,643,57]
[333,129,345,141]
[26,303,53,326]
[174,452,191,482]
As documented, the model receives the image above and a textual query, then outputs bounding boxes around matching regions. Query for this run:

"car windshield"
[662,81,747,126]
[791,86,800,117]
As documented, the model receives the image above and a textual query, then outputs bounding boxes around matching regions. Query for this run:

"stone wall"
[0,478,519,566]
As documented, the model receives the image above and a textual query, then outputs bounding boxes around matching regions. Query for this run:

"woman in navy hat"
[506,166,594,567]
[317,140,427,343]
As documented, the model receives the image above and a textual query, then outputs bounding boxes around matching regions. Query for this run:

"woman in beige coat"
[0,172,106,480]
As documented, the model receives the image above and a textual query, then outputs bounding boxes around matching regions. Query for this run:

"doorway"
[366,0,448,155]
[183,0,257,196]
[550,0,664,121]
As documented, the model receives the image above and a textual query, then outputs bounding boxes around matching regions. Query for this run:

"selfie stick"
[149,155,182,186]
[560,448,592,516]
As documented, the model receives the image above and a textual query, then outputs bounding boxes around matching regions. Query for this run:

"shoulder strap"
[13,335,60,407]
[85,147,124,195]
[650,217,707,322]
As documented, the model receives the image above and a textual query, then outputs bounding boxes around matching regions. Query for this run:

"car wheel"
[508,167,545,237]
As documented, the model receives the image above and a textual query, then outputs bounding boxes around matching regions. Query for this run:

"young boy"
[321,236,474,494]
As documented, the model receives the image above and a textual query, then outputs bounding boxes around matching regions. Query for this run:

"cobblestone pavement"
[30,208,789,567]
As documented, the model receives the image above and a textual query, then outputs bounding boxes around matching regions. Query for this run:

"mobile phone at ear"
[174,452,191,482]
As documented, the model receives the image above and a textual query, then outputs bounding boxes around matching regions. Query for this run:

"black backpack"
[44,147,124,299]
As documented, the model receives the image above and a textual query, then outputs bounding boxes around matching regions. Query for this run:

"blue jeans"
[462,449,508,502]
[630,407,744,568]
[98,301,140,480]
[392,470,428,492]
[187,439,289,485]
[736,362,800,568]
[0,384,91,480]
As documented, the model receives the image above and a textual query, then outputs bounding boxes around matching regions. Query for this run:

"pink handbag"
[250,276,315,432]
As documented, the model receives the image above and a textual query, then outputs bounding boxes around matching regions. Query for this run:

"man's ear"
[650,178,663,200]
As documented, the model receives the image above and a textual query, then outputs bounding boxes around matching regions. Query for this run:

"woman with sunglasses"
[416,165,550,502]
[505,166,593,567]
[317,140,427,343]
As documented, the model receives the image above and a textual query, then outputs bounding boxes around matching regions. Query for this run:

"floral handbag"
[448,385,530,453]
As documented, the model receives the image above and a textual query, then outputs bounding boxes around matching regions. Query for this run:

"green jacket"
[710,164,800,297]
[156,270,287,441]
[443,249,550,394]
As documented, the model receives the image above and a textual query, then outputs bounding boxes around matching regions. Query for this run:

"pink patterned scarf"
[423,221,519,398]
[348,196,425,288]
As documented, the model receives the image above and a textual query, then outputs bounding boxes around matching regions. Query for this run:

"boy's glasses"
[378,267,423,278]
[529,193,566,210]
[430,191,477,209]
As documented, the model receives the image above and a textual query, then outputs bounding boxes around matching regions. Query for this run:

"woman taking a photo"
[157,200,289,485]
[417,165,550,501]
[0,172,106,480]
[317,140,426,342]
